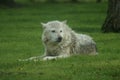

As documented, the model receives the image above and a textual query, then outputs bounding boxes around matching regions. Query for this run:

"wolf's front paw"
[43,56,57,61]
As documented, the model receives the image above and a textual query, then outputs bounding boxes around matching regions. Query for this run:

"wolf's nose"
[57,37,62,42]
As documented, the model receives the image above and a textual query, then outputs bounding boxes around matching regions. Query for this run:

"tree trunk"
[102,0,120,32]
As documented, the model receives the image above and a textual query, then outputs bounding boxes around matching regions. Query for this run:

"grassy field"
[0,2,120,80]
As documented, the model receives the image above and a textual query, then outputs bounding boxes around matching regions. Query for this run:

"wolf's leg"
[43,56,57,60]
[43,54,70,61]
[58,54,70,58]
[18,56,42,61]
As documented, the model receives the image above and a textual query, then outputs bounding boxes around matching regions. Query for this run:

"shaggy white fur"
[18,20,98,61]
[41,20,98,60]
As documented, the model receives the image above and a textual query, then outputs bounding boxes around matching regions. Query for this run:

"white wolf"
[41,20,98,60]
[19,20,98,61]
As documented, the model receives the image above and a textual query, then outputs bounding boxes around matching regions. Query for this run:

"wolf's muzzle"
[57,37,62,42]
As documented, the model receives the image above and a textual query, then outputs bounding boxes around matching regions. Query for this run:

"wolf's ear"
[41,22,47,29]
[62,20,67,24]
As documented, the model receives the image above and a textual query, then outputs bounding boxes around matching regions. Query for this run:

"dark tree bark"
[96,0,102,3]
[102,0,120,32]
[0,0,16,7]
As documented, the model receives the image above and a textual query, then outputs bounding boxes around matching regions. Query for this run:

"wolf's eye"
[51,30,55,33]
[60,30,62,32]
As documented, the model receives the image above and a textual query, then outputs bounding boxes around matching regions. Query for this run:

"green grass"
[0,2,120,80]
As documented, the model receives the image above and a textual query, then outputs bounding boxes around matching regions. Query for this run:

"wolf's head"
[41,20,69,44]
